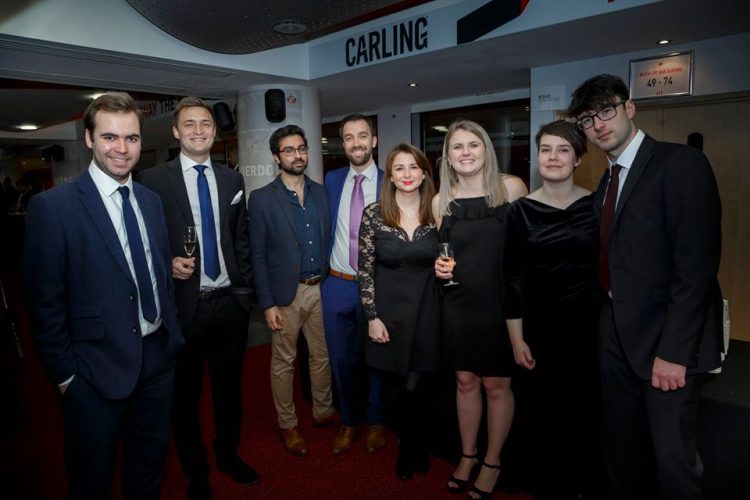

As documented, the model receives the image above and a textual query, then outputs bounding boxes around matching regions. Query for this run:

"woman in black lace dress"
[357,143,439,480]
[505,121,605,499]
[432,120,527,499]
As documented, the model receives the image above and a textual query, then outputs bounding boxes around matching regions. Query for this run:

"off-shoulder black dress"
[439,197,514,377]
[358,203,441,375]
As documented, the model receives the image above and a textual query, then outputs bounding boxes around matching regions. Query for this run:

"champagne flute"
[183,226,197,257]
[438,242,459,287]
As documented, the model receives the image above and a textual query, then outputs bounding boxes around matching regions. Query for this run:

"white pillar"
[235,85,322,195]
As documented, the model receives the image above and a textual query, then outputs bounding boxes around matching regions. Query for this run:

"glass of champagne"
[184,226,197,257]
[438,242,459,287]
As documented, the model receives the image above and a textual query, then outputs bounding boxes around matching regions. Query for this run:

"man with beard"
[24,92,183,499]
[140,97,256,499]
[247,124,336,456]
[322,114,386,455]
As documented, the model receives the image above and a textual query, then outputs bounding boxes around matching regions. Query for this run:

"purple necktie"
[349,174,365,271]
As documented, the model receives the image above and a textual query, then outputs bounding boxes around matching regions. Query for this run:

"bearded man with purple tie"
[568,74,723,500]
[140,97,256,500]
[24,92,183,499]
[322,114,386,455]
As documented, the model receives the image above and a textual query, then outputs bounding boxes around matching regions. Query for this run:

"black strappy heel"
[447,453,479,493]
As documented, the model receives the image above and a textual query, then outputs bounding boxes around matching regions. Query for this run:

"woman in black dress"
[433,120,527,499]
[505,121,604,499]
[358,143,439,480]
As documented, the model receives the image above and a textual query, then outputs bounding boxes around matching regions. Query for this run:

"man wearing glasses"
[568,74,723,500]
[247,125,336,456]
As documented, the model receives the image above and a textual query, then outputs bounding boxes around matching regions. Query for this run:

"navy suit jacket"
[248,175,330,310]
[139,158,253,326]
[324,164,384,257]
[24,170,183,400]
[596,134,723,378]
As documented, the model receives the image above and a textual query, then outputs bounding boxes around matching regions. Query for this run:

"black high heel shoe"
[468,461,501,499]
[447,453,479,493]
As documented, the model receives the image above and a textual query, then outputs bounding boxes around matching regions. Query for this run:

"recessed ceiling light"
[658,39,671,45]
[273,19,308,35]
[89,92,108,99]
[408,82,418,87]
[432,125,448,133]
[18,124,39,131]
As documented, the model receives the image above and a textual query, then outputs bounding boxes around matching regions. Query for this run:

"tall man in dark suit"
[322,114,386,455]
[140,97,256,499]
[247,124,337,457]
[568,74,723,500]
[24,92,184,499]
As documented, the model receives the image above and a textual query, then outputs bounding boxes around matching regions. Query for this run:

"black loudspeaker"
[265,89,286,123]
[687,132,704,152]
[213,102,235,131]
[42,145,64,162]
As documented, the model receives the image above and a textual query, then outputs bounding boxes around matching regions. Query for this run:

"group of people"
[23,72,723,500]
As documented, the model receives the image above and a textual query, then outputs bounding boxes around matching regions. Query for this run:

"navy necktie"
[194,165,220,280]
[118,186,157,323]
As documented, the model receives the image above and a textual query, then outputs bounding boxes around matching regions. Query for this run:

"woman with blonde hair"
[433,120,527,499]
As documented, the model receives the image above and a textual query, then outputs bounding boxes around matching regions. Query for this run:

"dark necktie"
[599,164,623,291]
[349,174,365,271]
[194,165,220,280]
[118,186,157,322]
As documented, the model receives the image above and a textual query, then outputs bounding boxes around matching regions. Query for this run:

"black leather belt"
[299,275,321,286]
[198,287,231,301]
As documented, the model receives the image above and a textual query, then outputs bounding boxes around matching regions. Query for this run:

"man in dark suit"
[24,92,183,499]
[139,97,256,499]
[247,124,337,457]
[568,74,723,500]
[322,114,386,455]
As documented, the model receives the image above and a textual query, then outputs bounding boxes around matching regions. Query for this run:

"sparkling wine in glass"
[184,226,197,257]
[438,242,459,287]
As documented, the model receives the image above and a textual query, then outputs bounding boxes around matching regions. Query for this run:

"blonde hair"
[437,119,507,217]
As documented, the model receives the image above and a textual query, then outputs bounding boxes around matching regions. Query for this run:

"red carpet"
[2,275,531,500]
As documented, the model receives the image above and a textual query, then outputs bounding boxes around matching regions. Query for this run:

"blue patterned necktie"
[194,165,220,280]
[118,186,157,322]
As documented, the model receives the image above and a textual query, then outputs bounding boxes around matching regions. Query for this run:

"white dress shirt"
[89,163,162,336]
[607,129,646,208]
[179,153,231,289]
[330,162,379,275]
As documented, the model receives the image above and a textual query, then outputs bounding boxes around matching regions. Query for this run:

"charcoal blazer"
[247,175,330,310]
[24,170,183,400]
[139,158,253,326]
[596,134,723,379]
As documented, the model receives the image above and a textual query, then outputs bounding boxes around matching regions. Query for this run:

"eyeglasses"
[279,146,309,156]
[576,101,626,130]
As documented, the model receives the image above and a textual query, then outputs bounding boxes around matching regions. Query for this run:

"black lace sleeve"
[357,203,379,321]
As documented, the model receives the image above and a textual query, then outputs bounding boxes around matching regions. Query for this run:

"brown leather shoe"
[313,410,339,428]
[281,427,308,457]
[332,424,361,455]
[365,424,386,453]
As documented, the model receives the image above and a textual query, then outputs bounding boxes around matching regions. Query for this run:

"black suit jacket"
[139,158,253,326]
[247,175,331,311]
[597,134,723,379]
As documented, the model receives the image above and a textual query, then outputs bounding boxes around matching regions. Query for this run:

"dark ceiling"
[125,0,431,54]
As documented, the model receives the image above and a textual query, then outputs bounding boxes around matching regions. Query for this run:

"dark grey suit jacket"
[139,157,253,326]
[597,134,723,378]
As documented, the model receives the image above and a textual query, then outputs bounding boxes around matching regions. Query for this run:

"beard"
[345,146,372,167]
[279,159,307,176]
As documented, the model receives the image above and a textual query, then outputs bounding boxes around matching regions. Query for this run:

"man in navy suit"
[24,92,183,499]
[568,74,723,500]
[322,114,386,455]
[248,124,337,457]
[140,97,256,499]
